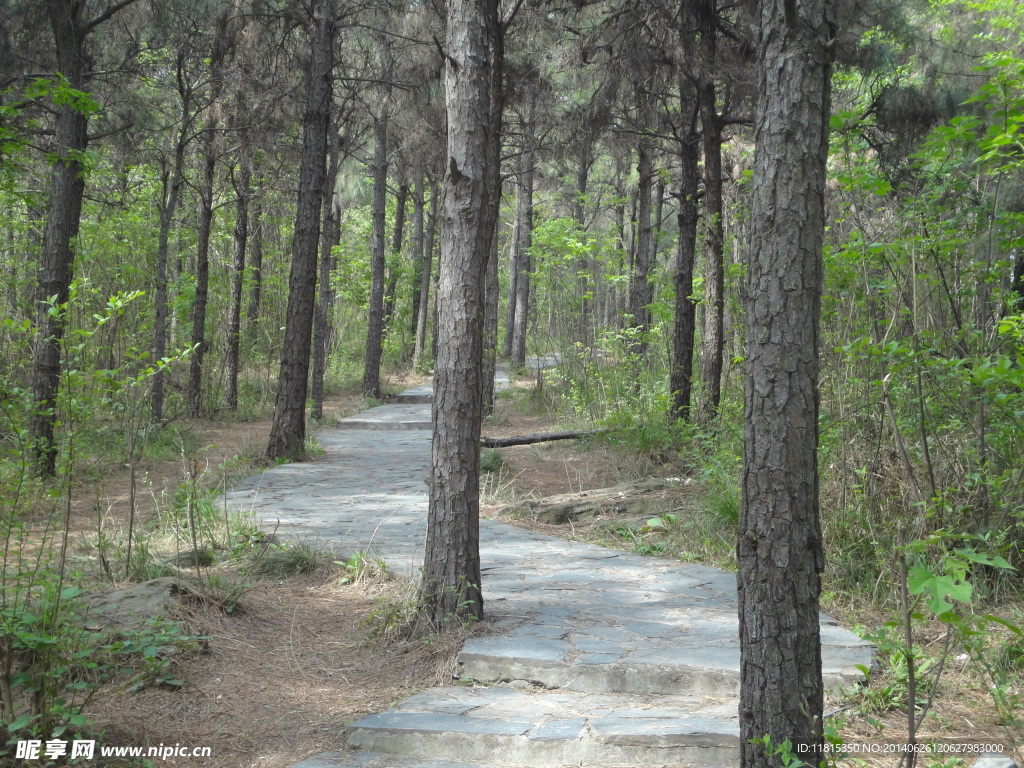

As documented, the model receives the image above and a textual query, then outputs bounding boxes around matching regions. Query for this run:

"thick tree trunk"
[696,0,725,427]
[420,0,501,628]
[738,1,834,765]
[225,141,251,412]
[671,71,700,421]
[186,121,218,418]
[363,109,390,399]
[311,130,342,421]
[31,1,91,477]
[265,0,333,460]
[413,180,438,370]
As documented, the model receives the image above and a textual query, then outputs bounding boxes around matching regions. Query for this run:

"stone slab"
[346,688,741,767]
[290,755,511,768]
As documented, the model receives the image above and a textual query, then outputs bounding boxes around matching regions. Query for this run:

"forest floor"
[52,372,1024,767]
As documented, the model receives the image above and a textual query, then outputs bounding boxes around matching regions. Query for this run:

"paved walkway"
[224,369,872,768]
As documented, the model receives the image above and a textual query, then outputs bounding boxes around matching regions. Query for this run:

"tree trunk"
[628,138,655,359]
[738,0,834,765]
[696,0,725,427]
[383,180,409,331]
[671,69,700,421]
[310,129,342,421]
[152,68,190,423]
[225,137,251,412]
[413,179,438,370]
[246,180,264,346]
[482,198,500,415]
[186,118,218,418]
[510,102,535,368]
[265,0,333,460]
[420,0,501,628]
[575,136,593,345]
[409,175,425,338]
[502,205,519,359]
[31,1,91,477]
[363,107,390,399]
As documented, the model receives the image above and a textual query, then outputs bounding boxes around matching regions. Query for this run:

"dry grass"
[88,572,469,767]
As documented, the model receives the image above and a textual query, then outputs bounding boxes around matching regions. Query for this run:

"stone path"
[224,368,872,768]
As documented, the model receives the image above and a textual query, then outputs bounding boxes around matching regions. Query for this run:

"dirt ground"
[34,375,1024,767]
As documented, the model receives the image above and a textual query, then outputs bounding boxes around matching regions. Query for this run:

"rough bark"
[310,129,342,421]
[419,0,501,628]
[482,206,500,415]
[409,175,425,339]
[186,116,218,418]
[363,107,390,399]
[382,180,409,331]
[671,69,700,421]
[696,0,725,427]
[738,0,834,764]
[31,1,92,476]
[413,180,438,370]
[628,138,655,359]
[265,0,333,460]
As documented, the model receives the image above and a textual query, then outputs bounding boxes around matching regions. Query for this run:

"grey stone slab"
[520,625,570,639]
[570,636,623,654]
[289,753,514,768]
[587,716,740,746]
[527,719,587,740]
[460,636,567,664]
[576,653,621,665]
[627,645,740,669]
[352,711,532,737]
[399,687,523,711]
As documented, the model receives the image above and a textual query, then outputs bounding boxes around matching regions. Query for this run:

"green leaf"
[954,548,1015,571]
[907,565,973,616]
[8,712,33,731]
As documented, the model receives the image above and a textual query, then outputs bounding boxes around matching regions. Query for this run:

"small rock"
[85,576,203,632]
[972,752,1017,768]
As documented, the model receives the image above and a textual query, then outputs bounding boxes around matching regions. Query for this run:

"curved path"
[224,371,871,768]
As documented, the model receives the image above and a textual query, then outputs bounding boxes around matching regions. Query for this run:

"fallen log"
[480,429,601,448]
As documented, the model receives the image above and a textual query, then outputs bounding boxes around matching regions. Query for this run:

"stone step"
[289,754,510,768]
[346,686,739,767]
[391,385,434,405]
[335,404,432,430]
[456,620,870,697]
[290,752,726,768]
[391,393,434,404]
